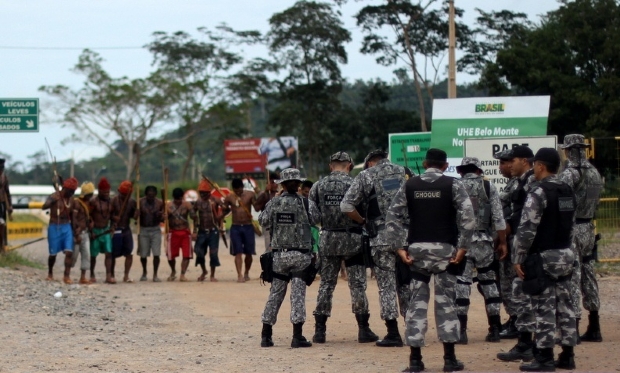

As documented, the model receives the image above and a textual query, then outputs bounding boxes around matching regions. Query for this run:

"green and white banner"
[430,96,550,174]
[388,132,431,174]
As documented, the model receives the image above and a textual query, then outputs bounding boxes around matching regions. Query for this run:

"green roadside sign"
[388,132,431,175]
[0,98,39,132]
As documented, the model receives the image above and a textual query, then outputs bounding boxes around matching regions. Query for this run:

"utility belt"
[575,218,592,224]
[322,227,363,235]
[272,248,311,254]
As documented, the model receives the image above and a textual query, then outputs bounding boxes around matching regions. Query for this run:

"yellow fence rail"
[7,221,44,241]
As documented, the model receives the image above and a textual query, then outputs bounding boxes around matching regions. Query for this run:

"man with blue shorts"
[223,178,257,283]
[192,179,224,282]
[43,177,79,284]
[111,180,137,283]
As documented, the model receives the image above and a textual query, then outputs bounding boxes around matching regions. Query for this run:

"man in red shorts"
[166,187,196,282]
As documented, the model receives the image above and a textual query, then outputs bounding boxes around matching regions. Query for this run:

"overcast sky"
[0,0,560,167]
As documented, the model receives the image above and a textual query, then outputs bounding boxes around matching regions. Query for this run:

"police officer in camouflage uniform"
[259,168,321,348]
[559,134,603,343]
[497,145,539,362]
[494,149,520,339]
[340,149,407,347]
[310,151,379,344]
[386,148,476,373]
[455,157,507,344]
[513,148,578,371]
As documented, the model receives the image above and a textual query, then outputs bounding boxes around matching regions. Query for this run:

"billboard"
[224,137,298,180]
[464,136,557,192]
[388,132,431,174]
[430,96,550,175]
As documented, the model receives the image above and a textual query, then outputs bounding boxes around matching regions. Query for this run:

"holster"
[365,219,378,239]
[361,234,374,268]
[522,252,550,295]
[395,259,413,287]
[446,259,467,276]
[259,252,274,285]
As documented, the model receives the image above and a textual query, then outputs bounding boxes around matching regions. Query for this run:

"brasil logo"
[475,103,505,113]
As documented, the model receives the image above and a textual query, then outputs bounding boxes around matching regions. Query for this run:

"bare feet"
[63,277,73,285]
[90,277,97,283]
[45,276,54,281]
[167,274,177,282]
[78,278,90,285]
[123,277,134,283]
[237,276,246,283]
[197,274,207,282]
[153,277,162,282]
[210,277,218,282]
[179,275,189,282]
[244,274,250,281]
[105,277,117,284]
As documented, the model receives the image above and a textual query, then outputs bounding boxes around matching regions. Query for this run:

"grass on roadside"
[0,251,44,269]
[10,214,46,223]
[595,261,620,276]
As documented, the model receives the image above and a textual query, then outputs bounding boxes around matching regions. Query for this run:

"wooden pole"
[448,0,457,98]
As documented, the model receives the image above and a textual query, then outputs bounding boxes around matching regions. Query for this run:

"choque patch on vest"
[414,191,441,199]
[276,213,296,224]
[558,197,575,211]
[323,194,344,206]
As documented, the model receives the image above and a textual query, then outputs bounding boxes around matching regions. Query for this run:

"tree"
[458,8,532,95]
[484,0,620,138]
[147,27,250,180]
[40,50,189,179]
[267,0,352,177]
[350,0,473,131]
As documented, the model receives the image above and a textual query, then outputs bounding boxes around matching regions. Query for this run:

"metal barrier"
[596,197,620,262]
[7,221,44,241]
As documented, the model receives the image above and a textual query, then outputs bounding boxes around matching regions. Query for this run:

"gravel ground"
[1,238,619,372]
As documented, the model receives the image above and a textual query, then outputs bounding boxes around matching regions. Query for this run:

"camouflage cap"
[330,151,352,163]
[493,149,514,161]
[561,134,589,149]
[456,157,483,173]
[363,149,388,169]
[275,168,305,184]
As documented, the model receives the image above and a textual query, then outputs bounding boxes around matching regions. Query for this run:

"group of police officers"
[257,133,603,372]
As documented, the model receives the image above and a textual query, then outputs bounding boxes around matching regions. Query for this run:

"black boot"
[312,314,327,343]
[442,343,464,372]
[485,315,501,342]
[497,332,534,362]
[402,346,424,372]
[499,315,519,339]
[575,318,581,345]
[291,322,312,348]
[580,311,603,342]
[376,318,403,347]
[520,347,555,372]
[457,315,468,345]
[355,313,379,343]
[555,345,576,370]
[261,323,274,347]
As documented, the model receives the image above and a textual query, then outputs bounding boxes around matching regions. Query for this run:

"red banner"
[224,139,265,178]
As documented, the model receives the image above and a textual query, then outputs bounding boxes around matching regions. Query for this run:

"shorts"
[72,231,90,271]
[112,227,134,258]
[47,223,73,256]
[91,226,112,257]
[167,229,192,260]
[138,226,162,258]
[230,224,256,256]
[194,229,221,267]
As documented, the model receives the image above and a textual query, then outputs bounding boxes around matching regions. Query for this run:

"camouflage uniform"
[259,190,320,326]
[559,137,602,317]
[386,167,476,347]
[513,175,577,349]
[455,160,505,321]
[341,158,407,322]
[310,170,369,317]
[510,169,538,334]
[500,176,519,317]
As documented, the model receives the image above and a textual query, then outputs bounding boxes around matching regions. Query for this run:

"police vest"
[570,166,602,219]
[530,181,575,252]
[367,164,406,224]
[463,177,492,232]
[406,175,458,246]
[510,169,534,232]
[269,194,312,250]
[317,177,356,231]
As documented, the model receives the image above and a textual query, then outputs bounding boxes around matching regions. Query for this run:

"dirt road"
[1,237,618,372]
